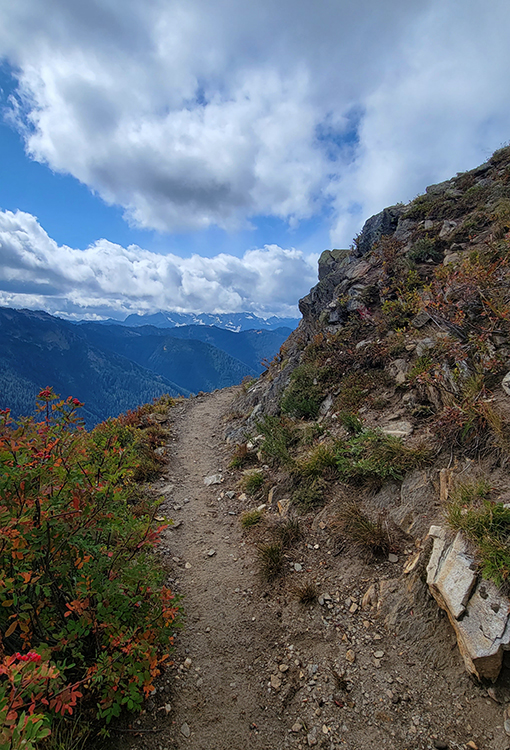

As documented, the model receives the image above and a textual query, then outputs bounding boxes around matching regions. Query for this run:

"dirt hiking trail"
[114,388,510,750]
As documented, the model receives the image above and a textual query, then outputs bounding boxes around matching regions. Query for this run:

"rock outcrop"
[427,526,510,681]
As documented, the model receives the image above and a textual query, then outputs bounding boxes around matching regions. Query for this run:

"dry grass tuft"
[295,580,318,605]
[257,542,284,581]
[273,518,302,548]
[332,502,392,557]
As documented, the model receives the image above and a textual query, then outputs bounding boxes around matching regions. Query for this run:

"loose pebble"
[270,674,282,689]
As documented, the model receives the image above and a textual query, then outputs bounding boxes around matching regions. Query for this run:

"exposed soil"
[113,388,510,750]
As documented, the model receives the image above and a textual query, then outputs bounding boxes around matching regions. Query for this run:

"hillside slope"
[222,144,510,697]
[0,308,187,425]
[80,322,290,377]
[80,323,258,393]
[0,312,290,424]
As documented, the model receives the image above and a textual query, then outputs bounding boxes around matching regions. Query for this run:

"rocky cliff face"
[228,144,510,684]
[238,144,510,424]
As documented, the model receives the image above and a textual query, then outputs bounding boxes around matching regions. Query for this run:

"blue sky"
[0,0,509,320]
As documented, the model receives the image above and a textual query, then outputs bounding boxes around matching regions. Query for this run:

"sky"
[0,0,509,320]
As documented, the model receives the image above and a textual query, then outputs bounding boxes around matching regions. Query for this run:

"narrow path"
[114,388,507,750]
[122,388,289,750]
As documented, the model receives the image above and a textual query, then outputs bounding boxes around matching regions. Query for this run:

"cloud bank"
[1,0,510,247]
[0,209,316,318]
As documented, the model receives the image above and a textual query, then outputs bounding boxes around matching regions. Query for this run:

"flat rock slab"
[427,529,476,619]
[426,526,510,681]
[204,473,223,486]
[380,420,413,438]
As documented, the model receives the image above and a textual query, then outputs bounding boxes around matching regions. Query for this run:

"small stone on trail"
[466,742,478,750]
[279,664,289,672]
[291,719,304,733]
[433,741,448,749]
[183,658,192,669]
[294,563,303,572]
[207,549,216,557]
[270,674,282,689]
[374,650,385,659]
[226,490,235,499]
[307,726,318,746]
[388,553,399,563]
[505,718,510,736]
[185,562,192,569]
[204,474,223,486]
[180,722,191,738]
[345,649,355,663]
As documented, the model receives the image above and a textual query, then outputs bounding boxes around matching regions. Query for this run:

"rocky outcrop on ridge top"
[238,145,510,420]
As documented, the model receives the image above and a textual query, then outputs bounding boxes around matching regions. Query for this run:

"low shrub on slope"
[0,388,179,748]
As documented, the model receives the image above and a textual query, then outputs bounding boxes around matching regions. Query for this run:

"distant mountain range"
[94,311,300,332]
[0,308,291,425]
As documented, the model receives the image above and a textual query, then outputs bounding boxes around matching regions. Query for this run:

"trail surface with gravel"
[113,388,510,750]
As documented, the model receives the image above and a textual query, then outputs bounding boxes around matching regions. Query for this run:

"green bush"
[257,542,284,581]
[408,237,443,264]
[333,502,392,556]
[280,363,322,419]
[0,389,180,742]
[229,443,250,469]
[292,477,327,510]
[256,415,298,466]
[335,429,433,483]
[338,411,364,435]
[273,519,302,548]
[241,508,264,529]
[295,443,337,477]
[240,470,265,494]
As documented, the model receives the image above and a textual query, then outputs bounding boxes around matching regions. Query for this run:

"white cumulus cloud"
[0,209,316,318]
[0,0,509,248]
